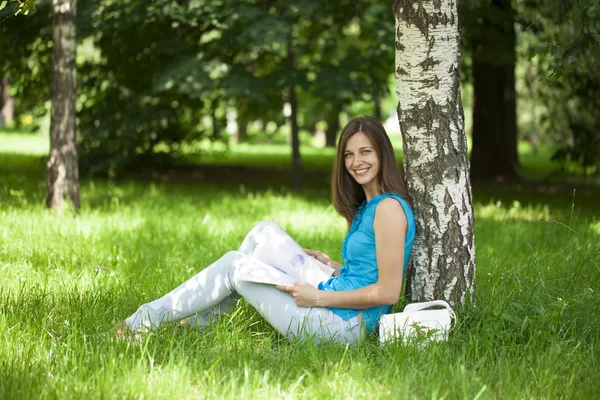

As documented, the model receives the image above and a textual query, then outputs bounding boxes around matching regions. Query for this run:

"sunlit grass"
[0,130,49,155]
[1,131,599,398]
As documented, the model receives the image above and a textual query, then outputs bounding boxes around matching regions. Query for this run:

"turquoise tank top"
[318,193,416,332]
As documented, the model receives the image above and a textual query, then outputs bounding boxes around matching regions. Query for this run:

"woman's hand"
[304,249,332,266]
[276,282,323,307]
[304,249,342,276]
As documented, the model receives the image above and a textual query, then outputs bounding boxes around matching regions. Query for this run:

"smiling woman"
[115,116,416,344]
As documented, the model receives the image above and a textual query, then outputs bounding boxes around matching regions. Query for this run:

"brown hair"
[332,116,411,227]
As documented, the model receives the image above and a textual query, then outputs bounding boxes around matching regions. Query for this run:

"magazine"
[236,221,335,287]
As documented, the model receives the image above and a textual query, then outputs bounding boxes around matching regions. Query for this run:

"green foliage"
[0,0,51,129]
[1,142,599,398]
[1,0,396,175]
[521,0,600,172]
[0,0,35,16]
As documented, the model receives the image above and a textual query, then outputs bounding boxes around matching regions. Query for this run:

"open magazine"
[236,221,335,287]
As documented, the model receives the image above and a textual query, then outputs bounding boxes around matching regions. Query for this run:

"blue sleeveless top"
[318,193,416,332]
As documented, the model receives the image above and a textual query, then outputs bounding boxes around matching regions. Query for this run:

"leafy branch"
[0,0,36,23]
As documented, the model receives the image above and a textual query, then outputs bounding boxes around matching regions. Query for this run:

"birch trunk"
[47,0,80,210]
[393,0,475,305]
[1,77,15,126]
[287,37,302,192]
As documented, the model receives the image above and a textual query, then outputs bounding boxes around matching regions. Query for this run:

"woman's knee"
[250,220,277,235]
[222,250,244,263]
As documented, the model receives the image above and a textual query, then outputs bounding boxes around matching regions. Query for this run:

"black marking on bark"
[419,56,438,71]
[429,35,436,49]
[425,35,436,62]
[440,206,464,303]
[450,12,455,26]
[394,0,430,38]
[396,67,408,76]
[430,12,439,28]
[396,27,405,51]
[444,188,453,214]
[440,12,448,25]
[433,0,442,11]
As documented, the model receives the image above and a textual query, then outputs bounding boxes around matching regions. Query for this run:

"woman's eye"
[344,153,352,158]
[362,150,371,155]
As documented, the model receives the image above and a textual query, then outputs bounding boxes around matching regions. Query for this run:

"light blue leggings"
[125,221,363,344]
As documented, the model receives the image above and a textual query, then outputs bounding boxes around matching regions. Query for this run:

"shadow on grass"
[2,153,599,221]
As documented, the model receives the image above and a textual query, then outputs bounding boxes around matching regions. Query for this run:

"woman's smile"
[344,131,381,198]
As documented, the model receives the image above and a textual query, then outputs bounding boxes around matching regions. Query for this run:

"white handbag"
[379,300,456,344]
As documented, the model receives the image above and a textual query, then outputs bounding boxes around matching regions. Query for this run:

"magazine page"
[238,220,335,287]
[253,221,335,287]
[235,258,296,287]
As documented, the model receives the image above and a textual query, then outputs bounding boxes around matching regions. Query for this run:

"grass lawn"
[1,131,599,399]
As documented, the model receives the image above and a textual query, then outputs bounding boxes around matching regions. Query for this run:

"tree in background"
[0,77,15,126]
[462,0,519,181]
[2,0,597,184]
[394,0,476,305]
[46,0,79,210]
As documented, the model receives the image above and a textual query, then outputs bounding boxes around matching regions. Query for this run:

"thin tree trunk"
[0,77,15,126]
[470,60,518,180]
[237,119,248,143]
[211,102,220,141]
[236,101,249,143]
[325,103,342,148]
[47,0,80,210]
[470,0,518,181]
[394,0,476,306]
[374,93,382,121]
[288,38,302,192]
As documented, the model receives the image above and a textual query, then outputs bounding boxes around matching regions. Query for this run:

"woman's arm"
[279,198,407,308]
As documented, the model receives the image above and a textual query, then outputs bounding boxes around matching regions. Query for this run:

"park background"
[1,0,599,399]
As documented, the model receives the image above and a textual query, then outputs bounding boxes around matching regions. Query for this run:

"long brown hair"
[332,116,411,227]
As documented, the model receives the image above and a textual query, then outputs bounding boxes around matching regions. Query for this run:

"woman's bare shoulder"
[374,197,407,228]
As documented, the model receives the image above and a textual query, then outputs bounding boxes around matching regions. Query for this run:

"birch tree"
[47,0,80,210]
[393,0,475,305]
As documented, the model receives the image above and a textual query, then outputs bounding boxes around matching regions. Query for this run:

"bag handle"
[403,300,455,318]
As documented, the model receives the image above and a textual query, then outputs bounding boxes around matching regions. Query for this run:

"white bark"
[394,0,475,305]
[1,77,15,126]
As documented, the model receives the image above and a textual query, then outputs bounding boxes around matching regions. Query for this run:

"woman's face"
[343,131,380,189]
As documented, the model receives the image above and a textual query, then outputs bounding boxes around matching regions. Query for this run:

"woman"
[116,116,415,344]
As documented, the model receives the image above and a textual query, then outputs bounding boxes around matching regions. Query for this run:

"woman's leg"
[183,220,289,328]
[126,250,252,332]
[234,280,363,344]
[237,220,283,259]
[124,249,362,343]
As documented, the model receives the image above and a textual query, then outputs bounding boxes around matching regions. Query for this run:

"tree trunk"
[470,0,518,181]
[47,0,80,210]
[325,103,342,148]
[237,118,248,143]
[288,38,302,192]
[394,0,476,306]
[211,102,220,141]
[236,101,249,143]
[374,93,382,121]
[0,77,15,126]
[289,84,302,191]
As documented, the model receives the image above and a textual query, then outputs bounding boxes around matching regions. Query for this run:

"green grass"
[1,131,599,399]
